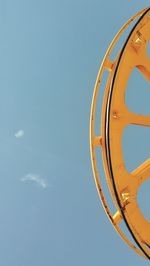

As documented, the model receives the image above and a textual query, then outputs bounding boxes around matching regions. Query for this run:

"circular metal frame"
[90,7,150,259]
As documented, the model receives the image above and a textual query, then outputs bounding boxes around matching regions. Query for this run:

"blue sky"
[0,0,149,265]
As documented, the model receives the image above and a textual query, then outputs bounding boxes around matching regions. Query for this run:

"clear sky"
[0,0,149,265]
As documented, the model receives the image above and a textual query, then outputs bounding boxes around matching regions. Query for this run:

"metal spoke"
[132,158,150,187]
[137,55,150,82]
[113,211,122,224]
[93,136,102,147]
[128,112,150,127]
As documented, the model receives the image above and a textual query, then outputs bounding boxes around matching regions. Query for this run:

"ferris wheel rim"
[105,7,150,259]
[90,6,150,259]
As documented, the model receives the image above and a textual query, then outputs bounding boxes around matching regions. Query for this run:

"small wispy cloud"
[15,129,24,138]
[21,173,47,189]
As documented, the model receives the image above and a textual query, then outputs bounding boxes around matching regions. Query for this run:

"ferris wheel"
[90,7,150,259]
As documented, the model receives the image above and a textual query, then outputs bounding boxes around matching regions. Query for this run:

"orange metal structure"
[90,7,150,259]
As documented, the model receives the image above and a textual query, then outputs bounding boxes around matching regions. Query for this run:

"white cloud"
[21,173,47,189]
[15,129,24,138]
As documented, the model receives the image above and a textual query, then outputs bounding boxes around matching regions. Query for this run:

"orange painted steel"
[90,7,150,259]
